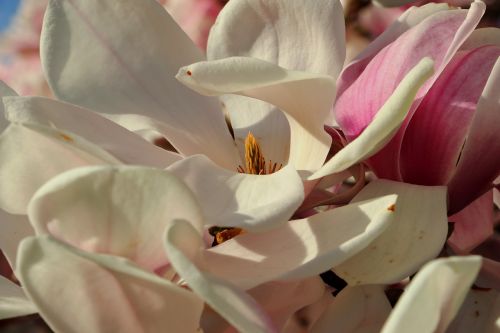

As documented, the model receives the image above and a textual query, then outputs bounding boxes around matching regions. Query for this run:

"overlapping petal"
[0,81,17,132]
[201,194,397,290]
[333,180,448,285]
[207,0,345,159]
[0,275,37,320]
[0,123,117,214]
[381,256,482,333]
[310,58,434,180]
[41,0,238,168]
[3,96,181,168]
[17,235,204,333]
[448,57,500,213]
[165,220,277,333]
[311,286,391,333]
[336,1,485,180]
[177,56,334,171]
[168,155,304,232]
[28,165,203,272]
[0,210,33,269]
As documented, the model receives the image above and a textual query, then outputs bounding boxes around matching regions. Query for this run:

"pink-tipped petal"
[17,235,204,333]
[448,57,500,213]
[400,46,500,185]
[28,166,204,272]
[448,190,494,254]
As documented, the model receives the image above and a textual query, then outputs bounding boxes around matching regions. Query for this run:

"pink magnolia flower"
[334,1,500,252]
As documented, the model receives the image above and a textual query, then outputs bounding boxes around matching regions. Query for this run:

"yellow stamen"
[238,132,282,175]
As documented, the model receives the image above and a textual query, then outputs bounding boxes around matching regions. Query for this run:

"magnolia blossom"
[335,0,500,252]
[0,0,495,332]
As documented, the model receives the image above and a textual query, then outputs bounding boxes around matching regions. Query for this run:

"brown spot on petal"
[387,204,396,212]
[186,70,192,76]
[59,133,73,142]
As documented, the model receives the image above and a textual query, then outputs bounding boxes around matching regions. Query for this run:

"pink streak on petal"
[447,57,500,213]
[400,46,500,186]
[448,190,494,254]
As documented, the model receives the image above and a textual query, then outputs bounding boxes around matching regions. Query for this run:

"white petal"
[177,57,335,172]
[311,286,391,333]
[0,275,37,320]
[4,96,181,168]
[333,179,448,285]
[41,0,238,169]
[165,220,277,333]
[310,57,434,180]
[17,235,204,333]
[381,256,482,333]
[0,123,117,214]
[28,165,204,272]
[203,194,397,290]
[446,289,500,333]
[0,81,17,132]
[168,155,303,232]
[0,210,33,270]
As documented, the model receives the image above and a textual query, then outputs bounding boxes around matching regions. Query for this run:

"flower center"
[211,133,282,246]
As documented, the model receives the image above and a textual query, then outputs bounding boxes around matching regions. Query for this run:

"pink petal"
[400,46,500,185]
[448,57,500,213]
[448,190,494,254]
[335,3,485,180]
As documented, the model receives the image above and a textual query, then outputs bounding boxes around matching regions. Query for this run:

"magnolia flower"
[334,0,500,252]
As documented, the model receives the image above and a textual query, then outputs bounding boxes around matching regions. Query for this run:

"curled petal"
[311,58,434,180]
[381,256,482,333]
[28,166,204,272]
[17,235,204,333]
[203,194,397,290]
[165,220,277,333]
[42,0,238,169]
[168,155,304,232]
[177,56,334,172]
[334,180,448,285]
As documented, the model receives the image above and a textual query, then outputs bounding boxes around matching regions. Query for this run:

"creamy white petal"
[165,220,277,333]
[28,165,203,272]
[310,58,434,180]
[311,286,391,333]
[0,210,33,270]
[177,57,335,171]
[333,179,448,285]
[0,81,17,132]
[17,235,204,333]
[446,289,500,333]
[381,256,482,333]
[4,96,181,168]
[0,275,37,320]
[0,123,117,214]
[202,194,397,290]
[167,155,303,232]
[41,0,238,168]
